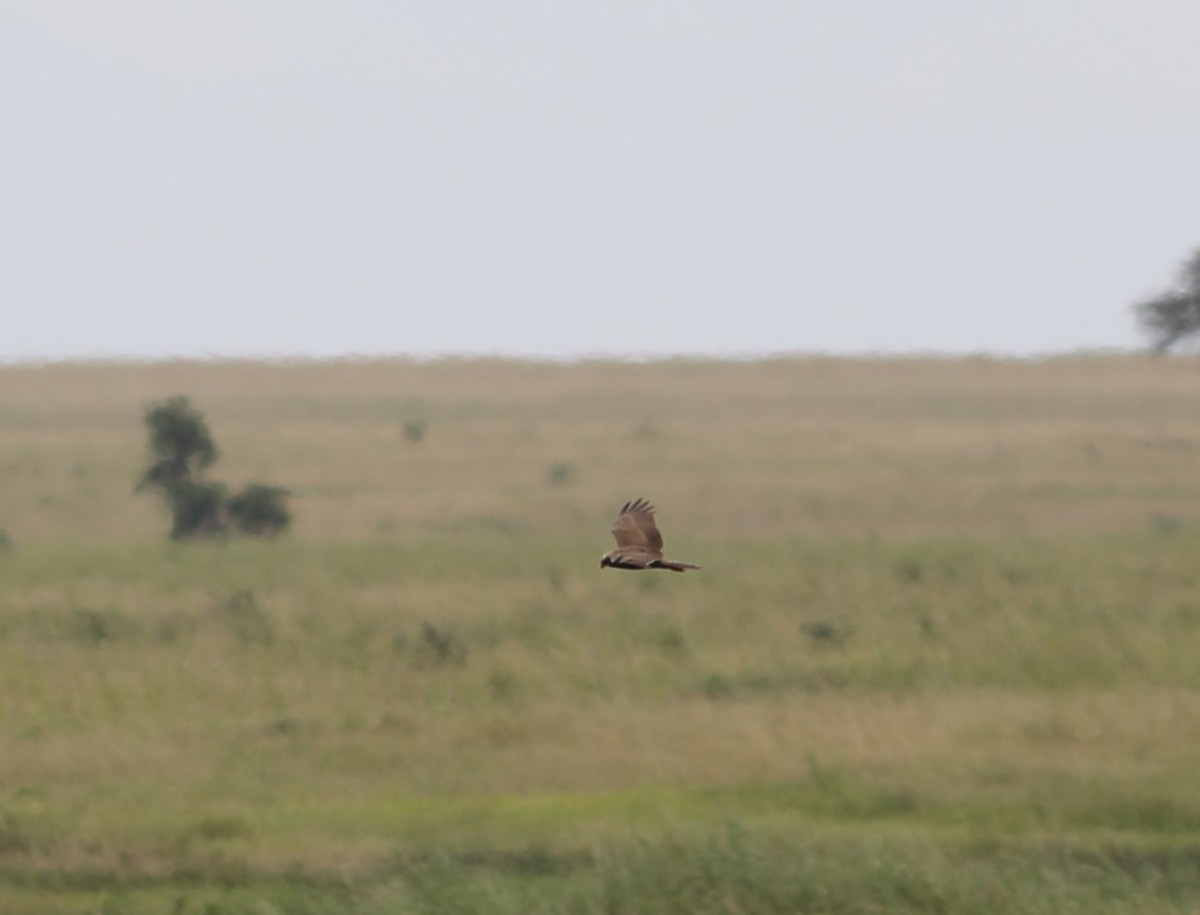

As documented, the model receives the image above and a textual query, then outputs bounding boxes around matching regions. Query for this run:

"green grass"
[5,356,1200,910]
[5,532,1200,910]
[6,827,1200,913]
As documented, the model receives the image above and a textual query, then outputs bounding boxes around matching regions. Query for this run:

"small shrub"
[66,607,138,644]
[402,418,429,444]
[800,620,855,648]
[702,673,735,700]
[263,716,317,737]
[546,461,575,487]
[210,591,276,646]
[227,483,291,537]
[1000,565,1028,585]
[155,610,197,643]
[488,669,521,701]
[656,624,688,655]
[0,826,32,854]
[1171,603,1200,627]
[1151,514,1185,536]
[419,621,467,666]
[895,558,924,583]
[632,420,664,441]
[186,814,255,842]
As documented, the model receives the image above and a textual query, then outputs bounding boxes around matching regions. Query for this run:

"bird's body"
[600,498,700,572]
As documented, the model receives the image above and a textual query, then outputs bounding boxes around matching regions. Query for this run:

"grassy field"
[3,355,1200,912]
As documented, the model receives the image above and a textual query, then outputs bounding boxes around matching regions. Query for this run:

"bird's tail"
[658,559,701,572]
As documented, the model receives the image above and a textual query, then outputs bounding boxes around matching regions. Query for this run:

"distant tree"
[1135,248,1200,353]
[136,396,291,541]
[136,396,218,493]
[227,483,291,537]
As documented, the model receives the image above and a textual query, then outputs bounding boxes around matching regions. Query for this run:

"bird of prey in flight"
[600,498,701,572]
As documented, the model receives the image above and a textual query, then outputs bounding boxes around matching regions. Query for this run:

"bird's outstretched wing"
[610,498,664,555]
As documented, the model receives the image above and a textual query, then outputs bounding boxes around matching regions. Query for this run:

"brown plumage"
[600,498,701,572]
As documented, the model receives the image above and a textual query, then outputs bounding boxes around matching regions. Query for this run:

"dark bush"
[227,483,291,537]
[166,480,228,541]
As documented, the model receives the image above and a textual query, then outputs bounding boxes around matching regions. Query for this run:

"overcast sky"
[3,2,1197,360]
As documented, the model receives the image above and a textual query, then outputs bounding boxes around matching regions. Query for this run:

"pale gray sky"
[3,2,1197,360]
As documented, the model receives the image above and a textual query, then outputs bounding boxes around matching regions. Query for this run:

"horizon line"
[0,344,1150,368]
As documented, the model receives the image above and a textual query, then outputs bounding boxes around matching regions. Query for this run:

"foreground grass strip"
[5,825,1200,914]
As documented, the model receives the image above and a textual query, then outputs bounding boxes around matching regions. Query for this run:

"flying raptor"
[600,498,701,572]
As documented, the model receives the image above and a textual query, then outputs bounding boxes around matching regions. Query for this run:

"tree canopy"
[136,396,291,541]
[1135,248,1200,353]
[136,396,218,493]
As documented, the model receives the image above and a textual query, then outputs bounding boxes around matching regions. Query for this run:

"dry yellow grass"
[4,354,1200,544]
